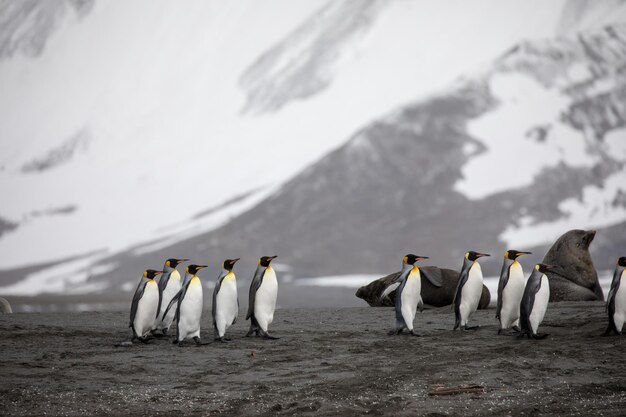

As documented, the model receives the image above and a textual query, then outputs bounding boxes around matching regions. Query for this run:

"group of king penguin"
[382,251,626,339]
[129,250,626,345]
[129,255,279,345]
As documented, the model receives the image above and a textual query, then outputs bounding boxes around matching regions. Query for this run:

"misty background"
[1,0,625,311]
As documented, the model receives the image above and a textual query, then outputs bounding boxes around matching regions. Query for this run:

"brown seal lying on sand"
[355,266,491,308]
[543,229,604,302]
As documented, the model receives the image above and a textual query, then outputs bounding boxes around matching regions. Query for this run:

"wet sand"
[1,301,625,416]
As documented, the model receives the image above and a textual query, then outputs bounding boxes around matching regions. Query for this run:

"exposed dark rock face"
[355,266,491,309]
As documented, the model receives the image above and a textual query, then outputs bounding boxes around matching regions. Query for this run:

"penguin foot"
[497,328,503,335]
[463,325,480,331]
[151,331,166,338]
[263,334,279,340]
[512,325,521,333]
[409,330,423,337]
[138,336,152,344]
[387,329,400,336]
[532,333,549,340]
[172,339,180,345]
[246,329,260,337]
[193,336,206,345]
[215,337,231,343]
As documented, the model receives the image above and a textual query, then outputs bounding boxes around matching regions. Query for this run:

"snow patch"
[501,168,626,247]
[296,274,382,288]
[455,73,593,199]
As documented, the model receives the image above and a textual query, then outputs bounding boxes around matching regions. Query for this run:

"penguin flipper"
[212,271,227,328]
[380,282,400,302]
[607,267,622,312]
[452,266,469,325]
[162,289,182,321]
[417,297,424,313]
[129,278,147,328]
[495,263,511,320]
[420,267,443,288]
[246,267,265,320]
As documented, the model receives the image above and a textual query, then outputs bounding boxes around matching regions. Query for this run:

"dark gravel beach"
[1,301,625,416]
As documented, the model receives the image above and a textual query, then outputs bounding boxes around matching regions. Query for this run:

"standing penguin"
[163,264,207,345]
[604,257,626,335]
[213,258,240,342]
[129,269,163,342]
[519,263,556,339]
[454,251,490,330]
[496,250,531,334]
[381,254,429,336]
[152,258,188,336]
[246,255,279,339]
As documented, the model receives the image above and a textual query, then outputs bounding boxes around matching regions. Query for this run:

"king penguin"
[129,269,163,342]
[496,250,531,334]
[454,251,490,330]
[246,255,279,339]
[381,254,429,336]
[604,256,626,335]
[213,258,240,342]
[163,264,207,345]
[519,263,556,339]
[152,258,188,336]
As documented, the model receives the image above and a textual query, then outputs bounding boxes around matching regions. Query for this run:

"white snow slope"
[2,0,623,294]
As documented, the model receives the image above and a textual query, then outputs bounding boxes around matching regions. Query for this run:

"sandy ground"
[1,301,625,416]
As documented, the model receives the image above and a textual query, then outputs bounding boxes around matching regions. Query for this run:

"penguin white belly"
[400,271,421,331]
[613,272,626,331]
[157,274,182,329]
[460,263,483,325]
[179,277,203,340]
[500,262,525,328]
[215,276,238,336]
[254,267,277,332]
[134,281,159,337]
[529,275,550,333]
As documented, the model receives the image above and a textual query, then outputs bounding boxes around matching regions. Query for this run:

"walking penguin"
[454,251,490,330]
[246,255,279,339]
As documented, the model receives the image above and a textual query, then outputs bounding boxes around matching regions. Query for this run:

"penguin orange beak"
[517,252,532,256]
[475,253,490,258]
[232,258,240,263]
[269,255,278,260]
[415,256,429,261]
[178,258,189,263]
[155,271,163,275]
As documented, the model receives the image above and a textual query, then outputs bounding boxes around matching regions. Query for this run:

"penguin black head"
[259,256,277,267]
[143,269,163,279]
[223,258,240,270]
[403,254,429,265]
[465,251,490,261]
[166,258,188,268]
[187,264,207,275]
[535,263,557,274]
[618,257,626,267]
[504,250,532,260]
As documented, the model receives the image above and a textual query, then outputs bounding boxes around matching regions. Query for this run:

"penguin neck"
[462,257,474,271]
[183,272,196,285]
[400,262,414,273]
[503,258,515,268]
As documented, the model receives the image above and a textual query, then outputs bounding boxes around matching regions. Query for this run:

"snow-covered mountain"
[1,0,625,295]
